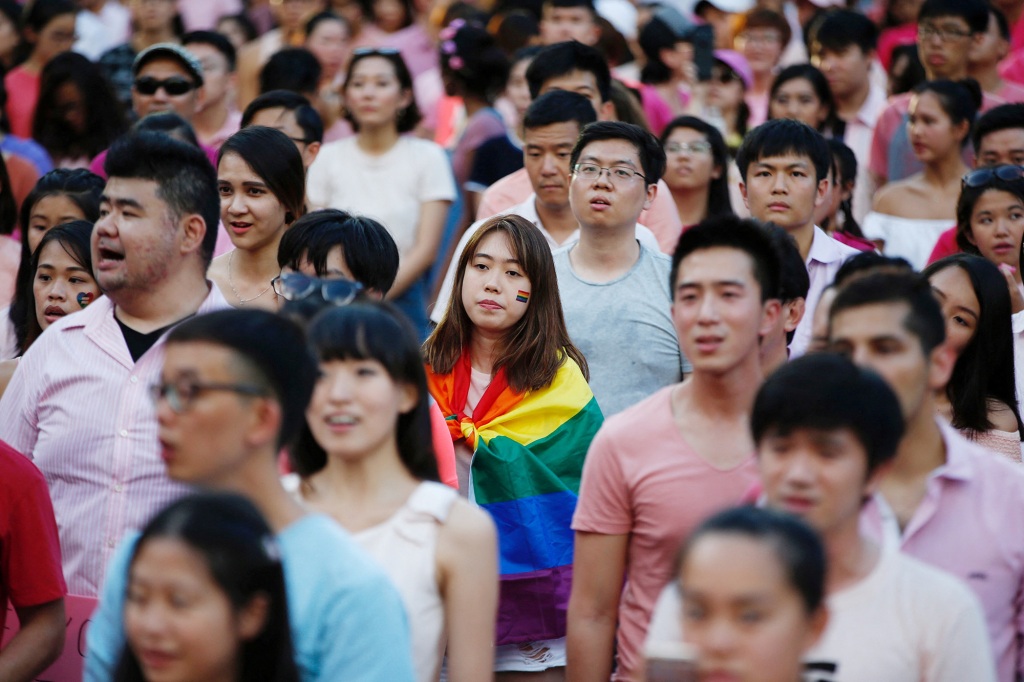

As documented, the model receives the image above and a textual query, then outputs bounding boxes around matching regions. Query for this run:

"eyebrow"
[474,252,521,266]
[754,160,809,170]
[580,155,638,167]
[36,263,90,273]
[677,279,747,290]
[100,196,145,211]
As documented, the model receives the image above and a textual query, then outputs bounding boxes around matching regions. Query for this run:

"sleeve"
[83,533,137,682]
[860,212,888,241]
[869,103,900,180]
[317,572,416,681]
[429,401,459,489]
[417,142,457,204]
[571,423,634,535]
[0,342,45,458]
[305,149,334,210]
[925,581,999,682]
[2,461,65,608]
[640,181,684,255]
[926,228,960,265]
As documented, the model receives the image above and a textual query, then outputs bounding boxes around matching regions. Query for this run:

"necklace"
[228,250,274,304]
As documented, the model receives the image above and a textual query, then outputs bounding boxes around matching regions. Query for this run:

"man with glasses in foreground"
[553,121,683,418]
[0,132,229,597]
[84,309,415,682]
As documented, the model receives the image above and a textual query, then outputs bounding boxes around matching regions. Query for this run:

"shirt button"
[130,376,138,384]
[113,484,123,492]
[107,539,115,548]
[119,429,128,437]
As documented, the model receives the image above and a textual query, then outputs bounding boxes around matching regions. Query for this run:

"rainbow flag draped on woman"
[426,353,603,645]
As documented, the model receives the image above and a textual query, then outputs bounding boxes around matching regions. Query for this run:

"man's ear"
[759,299,783,338]
[644,181,657,210]
[180,214,207,257]
[598,100,616,122]
[814,176,830,208]
[784,298,806,333]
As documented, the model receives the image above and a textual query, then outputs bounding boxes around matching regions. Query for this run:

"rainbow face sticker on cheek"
[516,290,530,303]
[77,292,94,308]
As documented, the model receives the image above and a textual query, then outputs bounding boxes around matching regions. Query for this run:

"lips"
[478,299,503,310]
[993,241,1017,255]
[95,244,125,270]
[767,202,790,212]
[43,305,66,324]
[694,335,724,353]
[138,648,177,671]
[780,495,815,514]
[589,195,612,211]
[229,222,252,236]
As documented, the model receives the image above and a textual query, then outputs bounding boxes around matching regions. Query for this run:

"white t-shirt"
[645,544,996,681]
[306,136,456,255]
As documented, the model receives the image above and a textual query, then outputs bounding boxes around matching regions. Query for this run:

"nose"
[591,168,614,189]
[540,153,560,176]
[701,617,738,656]
[322,371,355,402]
[770,172,788,194]
[227,189,246,215]
[994,216,1012,236]
[696,292,720,323]
[47,277,67,301]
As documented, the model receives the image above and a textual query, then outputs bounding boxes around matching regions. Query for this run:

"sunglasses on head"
[134,76,196,96]
[352,47,401,57]
[272,272,364,306]
[962,165,1024,188]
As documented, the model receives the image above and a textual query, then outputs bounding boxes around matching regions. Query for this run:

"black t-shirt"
[116,316,182,362]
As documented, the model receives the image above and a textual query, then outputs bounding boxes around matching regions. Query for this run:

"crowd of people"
[0,0,1022,678]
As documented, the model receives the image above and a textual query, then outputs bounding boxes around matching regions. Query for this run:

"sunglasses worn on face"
[134,76,196,96]
[962,165,1024,188]
[272,272,365,305]
[711,70,739,85]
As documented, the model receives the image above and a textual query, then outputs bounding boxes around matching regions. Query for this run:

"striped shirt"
[0,284,229,596]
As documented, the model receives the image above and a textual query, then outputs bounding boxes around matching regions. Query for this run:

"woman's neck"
[356,124,401,154]
[463,96,489,118]
[228,233,285,302]
[132,27,177,52]
[670,184,711,227]
[923,151,968,186]
[752,70,772,95]
[469,329,503,376]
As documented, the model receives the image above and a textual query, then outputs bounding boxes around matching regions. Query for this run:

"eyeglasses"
[665,141,712,155]
[738,30,781,45]
[918,23,972,42]
[272,272,365,305]
[352,47,400,56]
[134,76,196,96]
[572,163,647,183]
[962,165,1024,187]
[149,379,267,414]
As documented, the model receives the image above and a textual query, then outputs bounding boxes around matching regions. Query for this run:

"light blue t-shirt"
[85,513,415,682]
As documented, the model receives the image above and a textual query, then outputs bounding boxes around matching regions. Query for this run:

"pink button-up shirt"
[790,226,861,359]
[862,419,1024,682]
[0,285,229,596]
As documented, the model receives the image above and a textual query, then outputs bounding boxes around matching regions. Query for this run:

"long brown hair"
[424,215,588,392]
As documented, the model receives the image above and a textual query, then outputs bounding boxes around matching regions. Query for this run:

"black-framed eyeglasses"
[134,76,196,96]
[272,272,364,305]
[917,23,972,42]
[352,47,401,57]
[573,163,647,183]
[149,379,267,414]
[962,165,1024,188]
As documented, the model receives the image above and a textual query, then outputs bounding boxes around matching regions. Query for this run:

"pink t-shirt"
[476,167,683,255]
[861,419,1024,682]
[4,68,40,139]
[572,385,759,681]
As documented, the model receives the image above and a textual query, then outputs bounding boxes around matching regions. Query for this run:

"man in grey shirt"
[554,121,686,416]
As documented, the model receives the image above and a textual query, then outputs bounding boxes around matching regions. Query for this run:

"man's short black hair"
[182,30,237,71]
[543,0,596,14]
[829,272,946,355]
[833,251,913,287]
[241,90,324,144]
[167,309,319,450]
[918,0,989,33]
[671,215,782,302]
[104,132,219,266]
[523,89,597,131]
[570,120,665,185]
[525,40,611,103]
[764,225,809,304]
[752,353,905,476]
[259,48,322,97]
[810,10,877,54]
[972,103,1024,152]
[736,119,831,183]
[277,209,400,295]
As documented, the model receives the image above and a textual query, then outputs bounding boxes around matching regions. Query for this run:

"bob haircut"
[660,115,734,219]
[768,64,838,135]
[675,505,826,615]
[295,302,440,481]
[115,492,300,682]
[342,50,421,134]
[277,209,399,296]
[752,352,905,475]
[219,126,306,226]
[23,219,94,350]
[423,214,589,393]
[955,173,1024,255]
[922,255,1024,437]
[11,168,104,354]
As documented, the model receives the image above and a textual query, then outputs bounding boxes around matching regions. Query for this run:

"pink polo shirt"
[0,285,230,596]
[476,167,684,255]
[861,419,1024,682]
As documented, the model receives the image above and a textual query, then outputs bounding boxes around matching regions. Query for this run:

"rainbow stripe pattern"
[516,290,530,303]
[427,354,603,644]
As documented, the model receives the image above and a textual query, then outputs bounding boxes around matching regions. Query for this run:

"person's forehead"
[677,246,758,283]
[979,127,1024,154]
[250,107,301,132]
[524,121,580,146]
[104,176,165,207]
[751,153,813,168]
[921,13,970,27]
[542,70,599,92]
[578,138,641,163]
[831,301,913,338]
[164,341,237,376]
[137,57,191,79]
[183,42,226,67]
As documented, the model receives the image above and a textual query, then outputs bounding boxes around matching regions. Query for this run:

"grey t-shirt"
[553,243,686,417]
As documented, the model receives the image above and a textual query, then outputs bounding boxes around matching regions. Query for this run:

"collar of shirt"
[854,83,889,129]
[807,226,848,266]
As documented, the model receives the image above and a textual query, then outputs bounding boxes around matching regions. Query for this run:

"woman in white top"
[208,127,306,311]
[864,79,980,269]
[306,49,455,335]
[295,301,498,682]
